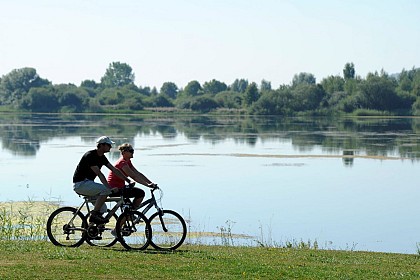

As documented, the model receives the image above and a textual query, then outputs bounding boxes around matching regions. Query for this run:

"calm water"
[0,113,419,254]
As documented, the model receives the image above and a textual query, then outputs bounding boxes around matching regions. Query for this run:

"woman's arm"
[121,164,154,187]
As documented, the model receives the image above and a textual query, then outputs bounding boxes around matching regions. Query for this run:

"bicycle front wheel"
[46,207,87,247]
[149,210,187,250]
[85,211,118,247]
[116,210,151,250]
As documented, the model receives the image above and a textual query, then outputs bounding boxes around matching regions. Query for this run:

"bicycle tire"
[116,210,151,250]
[85,211,119,247]
[149,210,187,250]
[46,206,87,247]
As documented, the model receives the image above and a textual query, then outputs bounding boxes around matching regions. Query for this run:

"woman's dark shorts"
[110,187,145,199]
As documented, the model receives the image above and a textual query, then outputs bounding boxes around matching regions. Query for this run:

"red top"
[107,157,134,188]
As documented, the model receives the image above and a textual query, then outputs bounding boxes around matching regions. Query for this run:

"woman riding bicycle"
[107,143,156,209]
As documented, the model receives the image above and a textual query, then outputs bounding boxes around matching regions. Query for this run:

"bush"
[190,95,219,112]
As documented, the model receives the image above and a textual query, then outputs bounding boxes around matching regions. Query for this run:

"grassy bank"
[0,241,419,279]
[1,201,420,279]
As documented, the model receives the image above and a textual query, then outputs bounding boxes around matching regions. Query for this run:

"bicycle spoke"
[149,210,186,250]
[85,212,118,247]
[46,207,87,247]
[116,211,150,250]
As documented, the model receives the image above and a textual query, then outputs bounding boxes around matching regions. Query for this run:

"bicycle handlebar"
[124,182,159,191]
[149,183,158,188]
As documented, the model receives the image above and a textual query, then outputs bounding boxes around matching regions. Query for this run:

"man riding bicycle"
[73,136,133,224]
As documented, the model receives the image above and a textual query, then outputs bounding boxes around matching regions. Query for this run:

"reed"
[1,200,419,256]
[0,199,60,241]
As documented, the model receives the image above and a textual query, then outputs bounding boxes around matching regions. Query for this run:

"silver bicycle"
[131,185,187,250]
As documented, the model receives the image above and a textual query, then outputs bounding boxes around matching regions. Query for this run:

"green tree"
[20,86,58,112]
[190,95,219,112]
[412,70,420,96]
[397,67,420,96]
[146,94,174,107]
[182,80,202,97]
[214,91,242,108]
[321,75,345,94]
[343,62,355,81]
[358,72,400,111]
[292,72,316,87]
[290,84,325,111]
[138,86,152,96]
[0,68,50,105]
[160,82,178,99]
[55,84,89,112]
[126,94,144,110]
[100,62,135,88]
[79,80,99,98]
[260,79,272,92]
[202,79,227,95]
[320,75,345,108]
[96,88,123,105]
[250,87,293,115]
[150,87,158,96]
[344,78,360,95]
[395,68,418,110]
[397,71,412,92]
[243,82,260,107]
[338,94,362,113]
[94,86,144,111]
[412,97,420,115]
[230,79,248,93]
[80,80,99,89]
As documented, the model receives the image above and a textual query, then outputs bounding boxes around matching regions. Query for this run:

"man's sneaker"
[89,212,108,224]
[111,229,117,238]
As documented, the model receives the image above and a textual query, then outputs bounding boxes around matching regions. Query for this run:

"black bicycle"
[46,185,150,250]
[46,185,186,251]
[119,185,187,250]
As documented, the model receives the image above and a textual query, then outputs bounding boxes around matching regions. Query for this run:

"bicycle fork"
[64,203,88,240]
[156,209,168,233]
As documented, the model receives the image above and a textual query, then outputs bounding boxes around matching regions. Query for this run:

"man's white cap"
[96,136,115,145]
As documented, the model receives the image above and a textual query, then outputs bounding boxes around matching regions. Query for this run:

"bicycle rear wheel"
[85,211,118,247]
[116,210,151,250]
[149,210,187,250]
[46,207,87,247]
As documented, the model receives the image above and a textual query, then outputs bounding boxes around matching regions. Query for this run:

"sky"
[0,0,419,89]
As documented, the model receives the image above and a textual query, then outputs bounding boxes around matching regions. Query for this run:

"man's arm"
[90,165,112,188]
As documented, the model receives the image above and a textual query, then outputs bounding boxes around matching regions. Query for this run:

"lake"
[0,113,419,254]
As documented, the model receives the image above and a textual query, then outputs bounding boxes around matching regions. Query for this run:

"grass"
[0,241,419,279]
[1,201,420,279]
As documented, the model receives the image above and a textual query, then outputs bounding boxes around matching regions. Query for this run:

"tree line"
[0,62,419,115]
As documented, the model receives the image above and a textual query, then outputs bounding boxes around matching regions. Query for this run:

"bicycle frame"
[136,188,171,233]
[137,188,162,217]
[71,188,162,237]
[72,195,129,225]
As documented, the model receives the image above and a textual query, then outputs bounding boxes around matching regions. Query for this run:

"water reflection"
[1,113,419,254]
[342,150,355,166]
[0,113,419,161]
